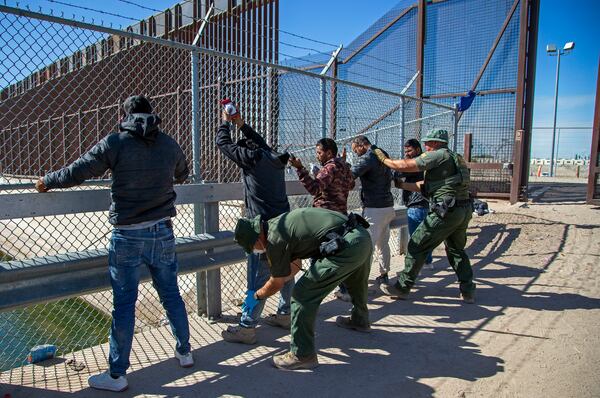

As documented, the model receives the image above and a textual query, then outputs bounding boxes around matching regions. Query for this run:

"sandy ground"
[1,182,599,397]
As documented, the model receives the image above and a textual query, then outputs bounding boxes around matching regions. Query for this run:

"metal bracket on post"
[320,45,343,138]
[400,71,420,95]
[191,3,214,317]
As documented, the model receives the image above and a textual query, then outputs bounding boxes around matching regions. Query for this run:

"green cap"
[234,215,262,254]
[423,129,449,143]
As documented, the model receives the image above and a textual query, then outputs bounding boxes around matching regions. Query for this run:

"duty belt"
[319,213,370,257]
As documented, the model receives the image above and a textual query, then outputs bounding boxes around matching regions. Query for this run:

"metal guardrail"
[0,182,408,314]
[0,232,245,312]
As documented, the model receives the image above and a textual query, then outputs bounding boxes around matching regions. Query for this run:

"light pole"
[546,42,575,177]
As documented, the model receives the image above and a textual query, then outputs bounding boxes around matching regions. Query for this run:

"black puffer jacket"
[44,113,189,225]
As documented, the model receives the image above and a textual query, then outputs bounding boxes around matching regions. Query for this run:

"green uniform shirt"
[265,207,347,277]
[414,148,469,200]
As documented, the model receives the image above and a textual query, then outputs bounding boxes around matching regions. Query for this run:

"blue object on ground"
[26,344,57,364]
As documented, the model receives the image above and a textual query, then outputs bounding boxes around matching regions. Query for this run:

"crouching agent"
[233,207,373,370]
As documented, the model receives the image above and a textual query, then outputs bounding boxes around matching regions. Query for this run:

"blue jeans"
[108,221,190,376]
[407,207,433,264]
[239,253,294,328]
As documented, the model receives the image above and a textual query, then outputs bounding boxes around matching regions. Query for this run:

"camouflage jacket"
[296,157,355,214]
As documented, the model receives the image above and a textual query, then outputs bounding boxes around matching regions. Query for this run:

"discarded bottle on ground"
[26,344,57,364]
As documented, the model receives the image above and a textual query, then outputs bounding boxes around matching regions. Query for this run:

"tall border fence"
[282,0,539,202]
[0,4,453,373]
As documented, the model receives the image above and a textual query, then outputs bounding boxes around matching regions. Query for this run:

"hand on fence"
[288,155,303,170]
[340,146,347,162]
[242,290,260,314]
[35,178,49,193]
[373,148,388,163]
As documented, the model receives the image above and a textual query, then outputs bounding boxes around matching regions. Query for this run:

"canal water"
[0,298,111,371]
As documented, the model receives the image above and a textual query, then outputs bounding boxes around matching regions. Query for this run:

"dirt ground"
[2,181,599,398]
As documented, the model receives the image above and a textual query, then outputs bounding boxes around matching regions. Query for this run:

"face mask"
[253,248,266,255]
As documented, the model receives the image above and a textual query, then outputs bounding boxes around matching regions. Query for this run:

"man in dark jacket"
[35,95,193,392]
[289,137,356,302]
[394,139,433,268]
[350,135,396,285]
[216,107,294,344]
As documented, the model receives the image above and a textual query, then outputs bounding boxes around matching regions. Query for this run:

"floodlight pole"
[549,49,561,177]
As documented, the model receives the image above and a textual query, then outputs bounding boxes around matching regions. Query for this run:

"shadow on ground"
[4,197,600,398]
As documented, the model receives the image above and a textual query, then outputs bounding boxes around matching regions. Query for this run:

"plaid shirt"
[296,157,355,214]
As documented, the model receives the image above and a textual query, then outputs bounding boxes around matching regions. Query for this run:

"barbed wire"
[6,0,466,94]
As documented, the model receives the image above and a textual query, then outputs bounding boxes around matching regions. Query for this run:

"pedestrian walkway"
[3,189,600,397]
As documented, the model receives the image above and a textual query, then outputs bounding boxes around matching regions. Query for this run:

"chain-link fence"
[0,5,455,373]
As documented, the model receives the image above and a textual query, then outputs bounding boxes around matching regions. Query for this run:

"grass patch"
[0,249,13,261]
[16,298,112,353]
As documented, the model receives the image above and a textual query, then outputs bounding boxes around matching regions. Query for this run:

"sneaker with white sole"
[272,351,319,370]
[221,325,257,344]
[88,371,128,392]
[263,313,291,330]
[175,350,194,368]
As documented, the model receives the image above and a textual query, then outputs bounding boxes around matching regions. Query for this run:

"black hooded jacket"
[44,113,189,225]
[216,122,290,219]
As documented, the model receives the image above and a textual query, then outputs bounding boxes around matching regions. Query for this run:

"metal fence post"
[320,45,342,140]
[191,47,208,316]
[320,77,327,139]
[204,202,222,319]
[190,9,213,316]
[266,66,272,145]
[453,105,459,153]
[400,98,406,158]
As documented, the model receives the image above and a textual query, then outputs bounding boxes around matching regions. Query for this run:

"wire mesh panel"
[0,3,456,374]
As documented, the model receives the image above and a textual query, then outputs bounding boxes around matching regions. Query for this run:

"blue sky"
[4,0,599,158]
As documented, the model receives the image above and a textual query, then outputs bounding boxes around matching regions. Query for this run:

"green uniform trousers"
[290,227,373,357]
[397,205,475,294]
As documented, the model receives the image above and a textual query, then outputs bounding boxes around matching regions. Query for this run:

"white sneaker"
[88,371,128,392]
[175,350,194,368]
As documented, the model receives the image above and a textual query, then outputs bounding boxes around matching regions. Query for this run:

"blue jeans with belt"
[407,207,433,264]
[239,253,294,328]
[108,220,191,376]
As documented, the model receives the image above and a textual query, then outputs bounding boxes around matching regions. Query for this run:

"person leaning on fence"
[350,135,396,286]
[234,207,373,370]
[288,138,356,302]
[215,104,294,345]
[393,139,434,269]
[374,129,476,303]
[35,95,193,392]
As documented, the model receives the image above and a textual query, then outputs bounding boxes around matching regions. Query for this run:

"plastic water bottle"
[220,98,238,117]
[26,344,57,364]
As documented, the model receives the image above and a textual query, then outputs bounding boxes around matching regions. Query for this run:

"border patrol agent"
[373,129,476,303]
[234,207,373,370]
